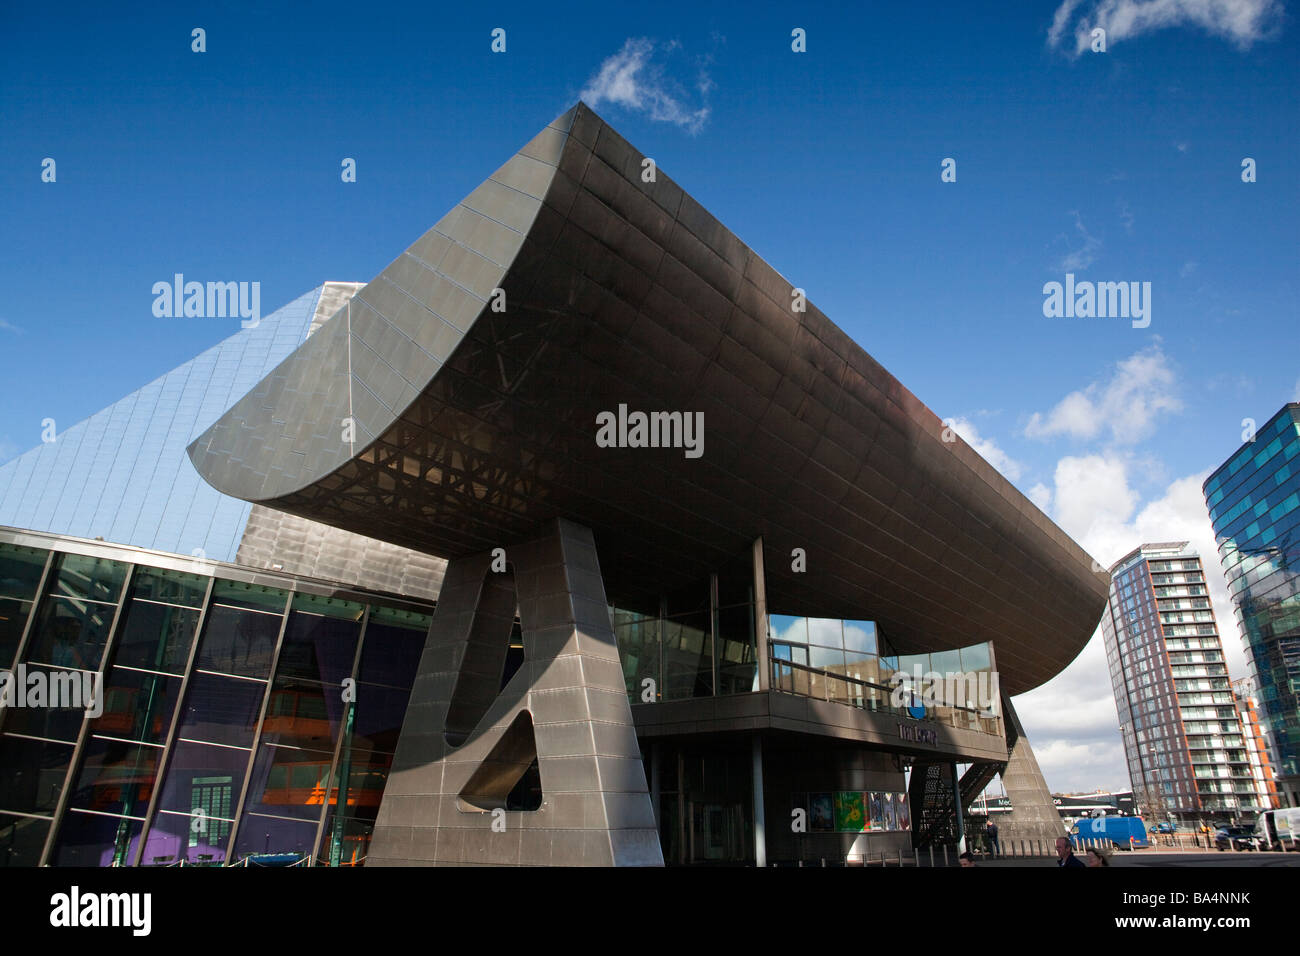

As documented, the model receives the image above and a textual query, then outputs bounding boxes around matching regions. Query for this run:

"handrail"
[769,651,1003,736]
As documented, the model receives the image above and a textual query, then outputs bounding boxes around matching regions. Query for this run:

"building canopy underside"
[188,102,1108,696]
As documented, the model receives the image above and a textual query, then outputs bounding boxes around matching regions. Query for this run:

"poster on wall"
[882,791,899,830]
[833,791,867,832]
[867,791,885,831]
[896,792,912,831]
[809,792,833,831]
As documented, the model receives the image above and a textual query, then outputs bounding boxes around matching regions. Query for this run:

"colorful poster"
[882,791,899,830]
[834,791,867,832]
[809,792,833,831]
[896,792,912,831]
[867,791,885,831]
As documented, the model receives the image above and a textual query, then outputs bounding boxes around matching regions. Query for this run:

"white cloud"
[0,318,22,335]
[1024,346,1182,445]
[1028,482,1053,513]
[1054,210,1103,272]
[1047,0,1285,55]
[580,38,712,134]
[945,416,1023,481]
[1016,457,1250,794]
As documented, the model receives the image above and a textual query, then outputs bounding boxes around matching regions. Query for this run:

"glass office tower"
[1101,543,1257,824]
[1204,403,1300,807]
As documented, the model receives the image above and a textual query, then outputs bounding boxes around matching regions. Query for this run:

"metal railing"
[769,654,1003,737]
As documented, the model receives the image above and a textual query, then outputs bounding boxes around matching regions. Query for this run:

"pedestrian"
[959,851,977,867]
[985,819,1000,857]
[1055,836,1085,868]
[1086,846,1111,867]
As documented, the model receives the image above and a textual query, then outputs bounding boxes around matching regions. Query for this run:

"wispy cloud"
[1047,0,1285,55]
[580,38,713,134]
[0,318,23,335]
[1117,199,1135,234]
[1054,211,1103,272]
[1024,345,1182,445]
[945,416,1024,481]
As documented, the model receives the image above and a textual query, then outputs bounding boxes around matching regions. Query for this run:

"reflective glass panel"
[140,810,228,866]
[0,735,74,814]
[110,600,199,674]
[155,741,245,820]
[23,596,117,670]
[175,673,265,748]
[276,608,361,686]
[50,810,143,867]
[66,737,160,816]
[244,742,334,821]
[0,597,32,668]
[232,813,319,862]
[261,676,344,751]
[129,567,208,607]
[46,554,128,604]
[0,813,51,867]
[0,666,95,741]
[0,544,48,601]
[195,604,282,678]
[356,620,426,689]
[90,668,182,744]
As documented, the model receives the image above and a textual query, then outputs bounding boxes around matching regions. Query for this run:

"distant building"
[1204,403,1300,808]
[1233,677,1282,812]
[1101,543,1259,823]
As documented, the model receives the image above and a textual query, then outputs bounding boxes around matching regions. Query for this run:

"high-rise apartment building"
[1101,542,1258,823]
[1204,403,1300,808]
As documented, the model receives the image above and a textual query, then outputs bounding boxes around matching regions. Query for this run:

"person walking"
[985,819,1000,857]
[1055,836,1086,868]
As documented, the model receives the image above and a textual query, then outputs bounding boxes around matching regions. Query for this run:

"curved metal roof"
[188,102,1108,695]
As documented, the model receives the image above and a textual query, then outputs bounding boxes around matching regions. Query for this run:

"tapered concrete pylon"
[369,518,663,866]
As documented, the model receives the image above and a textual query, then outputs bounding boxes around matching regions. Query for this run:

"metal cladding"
[188,102,1109,696]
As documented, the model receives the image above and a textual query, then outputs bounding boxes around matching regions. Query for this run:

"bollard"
[929,846,934,868]
[820,858,826,867]
[943,845,949,867]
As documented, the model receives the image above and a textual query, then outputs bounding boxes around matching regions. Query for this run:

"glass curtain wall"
[612,554,758,704]
[0,536,432,867]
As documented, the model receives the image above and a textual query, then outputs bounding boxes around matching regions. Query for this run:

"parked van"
[1254,808,1300,851]
[1069,815,1149,850]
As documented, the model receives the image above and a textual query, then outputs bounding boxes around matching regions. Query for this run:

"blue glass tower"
[0,287,325,562]
[1204,403,1300,808]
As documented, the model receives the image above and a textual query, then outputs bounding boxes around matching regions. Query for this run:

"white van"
[1254,808,1300,851]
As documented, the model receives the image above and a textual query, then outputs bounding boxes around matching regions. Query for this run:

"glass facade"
[0,288,323,563]
[0,531,431,867]
[769,615,1001,734]
[1204,404,1300,807]
[1100,544,1257,821]
[612,561,760,703]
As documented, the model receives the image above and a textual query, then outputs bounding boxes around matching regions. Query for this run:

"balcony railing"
[769,652,1003,738]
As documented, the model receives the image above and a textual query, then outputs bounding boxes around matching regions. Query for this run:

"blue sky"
[1,0,1297,793]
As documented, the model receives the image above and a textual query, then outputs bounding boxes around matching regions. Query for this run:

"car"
[1153,822,1178,833]
[1214,826,1260,851]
